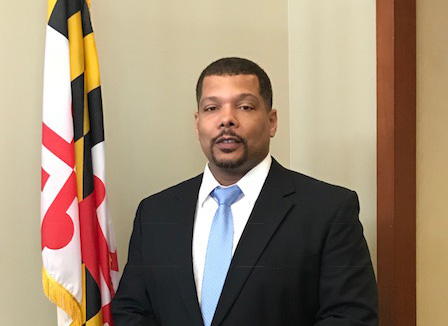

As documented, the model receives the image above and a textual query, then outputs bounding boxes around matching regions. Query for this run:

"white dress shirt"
[192,154,272,304]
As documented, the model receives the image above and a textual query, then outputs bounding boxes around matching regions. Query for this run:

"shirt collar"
[197,154,272,207]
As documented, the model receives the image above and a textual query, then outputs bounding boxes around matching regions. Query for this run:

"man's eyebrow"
[237,93,260,102]
[199,96,220,106]
[199,93,260,106]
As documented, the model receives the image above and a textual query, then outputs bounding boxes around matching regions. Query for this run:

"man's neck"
[207,155,269,186]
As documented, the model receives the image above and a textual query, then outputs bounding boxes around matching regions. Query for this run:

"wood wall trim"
[377,0,416,326]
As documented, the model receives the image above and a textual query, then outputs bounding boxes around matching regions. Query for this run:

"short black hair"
[196,57,273,109]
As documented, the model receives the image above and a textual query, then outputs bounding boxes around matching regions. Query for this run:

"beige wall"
[417,0,448,325]
[288,0,377,266]
[0,1,55,325]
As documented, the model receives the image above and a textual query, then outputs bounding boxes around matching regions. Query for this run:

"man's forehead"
[203,74,259,83]
[201,74,260,93]
[200,75,260,101]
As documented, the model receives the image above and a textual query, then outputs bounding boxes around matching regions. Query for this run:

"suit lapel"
[212,160,296,326]
[165,175,205,326]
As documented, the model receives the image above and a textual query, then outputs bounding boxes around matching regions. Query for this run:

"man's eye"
[204,106,218,112]
[239,105,254,111]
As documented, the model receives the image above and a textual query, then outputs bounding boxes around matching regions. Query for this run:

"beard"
[211,143,248,169]
[210,131,248,169]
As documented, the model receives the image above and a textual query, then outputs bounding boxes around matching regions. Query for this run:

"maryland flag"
[41,1,119,325]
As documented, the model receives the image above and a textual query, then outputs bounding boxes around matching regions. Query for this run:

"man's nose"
[219,107,238,128]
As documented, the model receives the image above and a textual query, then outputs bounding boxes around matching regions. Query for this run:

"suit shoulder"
[278,168,360,221]
[139,173,202,207]
[283,167,356,201]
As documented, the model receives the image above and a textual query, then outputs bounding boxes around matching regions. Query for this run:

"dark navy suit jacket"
[111,159,378,326]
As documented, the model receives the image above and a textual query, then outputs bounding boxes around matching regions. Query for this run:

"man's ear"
[269,109,278,137]
[194,111,199,137]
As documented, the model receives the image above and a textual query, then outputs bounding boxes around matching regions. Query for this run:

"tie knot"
[212,185,242,206]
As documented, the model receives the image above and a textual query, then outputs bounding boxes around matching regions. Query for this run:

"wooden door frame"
[376,0,416,325]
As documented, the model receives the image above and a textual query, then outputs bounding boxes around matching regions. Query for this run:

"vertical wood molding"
[377,0,416,326]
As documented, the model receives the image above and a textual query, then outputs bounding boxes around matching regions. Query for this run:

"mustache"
[211,130,246,145]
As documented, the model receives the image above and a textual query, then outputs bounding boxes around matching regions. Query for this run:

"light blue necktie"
[201,185,242,326]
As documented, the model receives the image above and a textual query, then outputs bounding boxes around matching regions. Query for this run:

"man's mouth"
[216,136,242,144]
[213,134,244,152]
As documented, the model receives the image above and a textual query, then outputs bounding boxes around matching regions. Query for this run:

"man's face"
[195,74,277,175]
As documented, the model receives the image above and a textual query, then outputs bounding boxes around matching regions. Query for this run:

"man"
[112,57,378,326]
